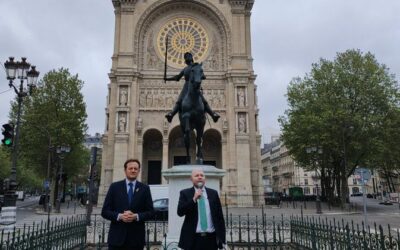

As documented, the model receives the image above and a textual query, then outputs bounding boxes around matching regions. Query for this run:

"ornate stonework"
[157,17,210,68]
[135,0,231,71]
[119,86,128,106]
[117,112,127,132]
[100,0,263,207]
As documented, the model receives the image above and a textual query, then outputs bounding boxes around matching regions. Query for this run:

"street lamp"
[306,146,323,214]
[55,145,70,213]
[2,57,39,230]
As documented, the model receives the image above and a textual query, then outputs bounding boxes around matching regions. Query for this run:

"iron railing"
[1,213,399,249]
[291,216,400,250]
[86,214,167,248]
[0,215,86,250]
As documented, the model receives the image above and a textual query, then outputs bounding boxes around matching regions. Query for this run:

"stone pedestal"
[162,164,225,249]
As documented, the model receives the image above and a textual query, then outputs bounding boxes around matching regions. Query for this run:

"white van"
[16,191,25,201]
[149,185,168,201]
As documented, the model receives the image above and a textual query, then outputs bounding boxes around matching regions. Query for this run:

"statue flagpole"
[164,37,169,83]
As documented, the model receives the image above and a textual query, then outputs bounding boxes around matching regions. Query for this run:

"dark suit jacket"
[177,186,226,249]
[101,180,154,247]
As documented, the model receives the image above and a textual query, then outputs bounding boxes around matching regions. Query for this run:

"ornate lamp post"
[2,57,39,229]
[306,146,323,214]
[55,145,70,213]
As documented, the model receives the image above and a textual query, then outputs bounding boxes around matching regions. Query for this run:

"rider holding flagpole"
[164,52,220,123]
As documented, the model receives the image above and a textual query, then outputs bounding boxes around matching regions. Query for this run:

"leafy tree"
[279,49,399,205]
[9,68,88,200]
[368,107,400,192]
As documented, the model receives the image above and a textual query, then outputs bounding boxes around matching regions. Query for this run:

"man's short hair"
[124,159,141,170]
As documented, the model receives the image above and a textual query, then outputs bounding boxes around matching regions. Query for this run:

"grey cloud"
[0,0,398,143]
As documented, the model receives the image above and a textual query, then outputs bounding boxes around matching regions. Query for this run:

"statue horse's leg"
[183,117,191,164]
[195,118,205,165]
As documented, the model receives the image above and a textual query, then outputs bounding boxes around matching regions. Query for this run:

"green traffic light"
[4,138,12,146]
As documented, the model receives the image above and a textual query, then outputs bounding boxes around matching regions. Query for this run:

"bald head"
[191,168,205,187]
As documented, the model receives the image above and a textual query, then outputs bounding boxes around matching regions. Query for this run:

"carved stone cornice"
[112,0,137,10]
[112,0,137,8]
[112,0,120,8]
[246,0,254,11]
[116,106,130,112]
[229,0,253,14]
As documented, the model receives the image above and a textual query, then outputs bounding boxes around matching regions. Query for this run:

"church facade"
[99,0,262,205]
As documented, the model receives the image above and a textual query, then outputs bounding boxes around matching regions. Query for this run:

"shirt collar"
[126,179,137,186]
[194,185,206,192]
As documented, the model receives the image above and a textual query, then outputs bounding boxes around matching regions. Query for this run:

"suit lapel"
[205,187,215,218]
[191,187,198,225]
[119,180,129,208]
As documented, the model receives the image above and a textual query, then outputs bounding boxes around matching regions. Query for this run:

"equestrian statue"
[164,48,220,164]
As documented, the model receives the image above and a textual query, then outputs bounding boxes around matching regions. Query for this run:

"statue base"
[162,164,225,249]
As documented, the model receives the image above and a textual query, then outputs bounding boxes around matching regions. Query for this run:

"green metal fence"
[1,214,399,249]
[0,215,87,250]
[291,216,400,250]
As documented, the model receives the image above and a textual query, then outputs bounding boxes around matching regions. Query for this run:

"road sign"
[354,168,371,181]
[44,180,50,189]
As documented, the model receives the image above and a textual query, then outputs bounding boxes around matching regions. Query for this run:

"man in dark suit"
[101,159,154,250]
[177,168,226,250]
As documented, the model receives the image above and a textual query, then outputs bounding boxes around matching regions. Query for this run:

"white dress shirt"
[195,186,215,233]
[117,179,138,221]
[125,179,137,194]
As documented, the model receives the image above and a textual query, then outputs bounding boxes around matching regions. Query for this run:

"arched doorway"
[202,129,222,168]
[142,129,163,184]
[168,126,196,166]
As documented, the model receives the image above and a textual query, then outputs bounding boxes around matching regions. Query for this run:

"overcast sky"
[1,0,399,144]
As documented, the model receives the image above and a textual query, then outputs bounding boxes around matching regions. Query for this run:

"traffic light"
[1,123,14,147]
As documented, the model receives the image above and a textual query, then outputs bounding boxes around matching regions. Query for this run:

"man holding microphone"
[177,168,226,250]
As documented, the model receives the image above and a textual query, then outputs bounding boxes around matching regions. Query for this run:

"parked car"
[264,192,281,205]
[152,198,168,221]
[350,192,363,197]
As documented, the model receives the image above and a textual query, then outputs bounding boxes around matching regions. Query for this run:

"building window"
[353,179,357,185]
[313,187,317,195]
[304,179,308,185]
[304,187,310,195]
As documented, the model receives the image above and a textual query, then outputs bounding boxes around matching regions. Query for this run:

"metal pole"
[56,154,63,213]
[362,178,367,226]
[8,88,23,202]
[46,143,51,250]
[86,147,97,225]
[1,81,23,232]
[46,140,52,237]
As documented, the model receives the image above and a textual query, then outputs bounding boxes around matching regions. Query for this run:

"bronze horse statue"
[179,63,206,164]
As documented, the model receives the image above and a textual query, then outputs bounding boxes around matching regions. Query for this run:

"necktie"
[198,193,208,231]
[128,182,133,205]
